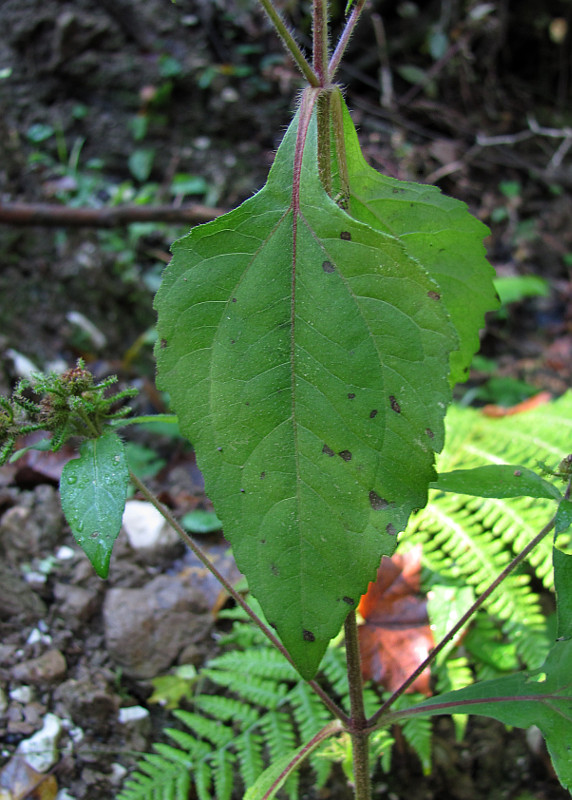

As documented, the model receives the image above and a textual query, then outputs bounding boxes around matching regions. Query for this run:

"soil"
[1,1,572,799]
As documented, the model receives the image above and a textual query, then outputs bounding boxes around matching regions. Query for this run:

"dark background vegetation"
[0,1,571,798]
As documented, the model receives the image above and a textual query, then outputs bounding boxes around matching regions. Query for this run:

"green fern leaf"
[172,709,236,748]
[236,729,265,788]
[212,748,234,800]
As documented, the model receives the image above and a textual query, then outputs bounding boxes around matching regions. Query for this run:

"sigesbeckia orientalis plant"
[3,2,571,798]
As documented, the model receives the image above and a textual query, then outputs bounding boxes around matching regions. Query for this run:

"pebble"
[9,685,35,703]
[103,574,211,678]
[17,713,63,772]
[122,500,180,558]
[54,582,99,623]
[12,649,67,684]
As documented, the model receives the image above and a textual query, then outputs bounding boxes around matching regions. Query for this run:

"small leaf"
[180,509,222,534]
[60,431,129,578]
[243,721,341,800]
[431,464,562,500]
[554,532,572,641]
[128,148,155,182]
[411,638,572,792]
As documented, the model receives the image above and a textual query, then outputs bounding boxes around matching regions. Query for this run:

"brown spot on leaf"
[425,428,434,439]
[230,339,235,344]
[160,339,167,349]
[260,471,266,479]
[338,450,352,462]
[389,396,401,414]
[386,523,397,536]
[370,409,378,418]
[232,297,237,302]
[347,393,355,399]
[427,290,440,300]
[322,444,335,457]
[369,491,389,511]
[343,596,354,605]
[340,231,352,241]
[303,630,315,642]
[322,260,335,273]
[514,470,521,477]
[271,564,279,576]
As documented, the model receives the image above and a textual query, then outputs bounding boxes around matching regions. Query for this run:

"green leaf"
[60,431,129,578]
[554,544,572,640]
[155,104,457,679]
[338,98,498,384]
[180,510,222,534]
[431,465,562,500]
[243,721,341,800]
[410,639,572,792]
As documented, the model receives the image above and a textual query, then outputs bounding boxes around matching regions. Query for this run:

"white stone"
[56,546,76,561]
[122,501,179,553]
[9,685,34,703]
[17,713,63,772]
[118,705,149,725]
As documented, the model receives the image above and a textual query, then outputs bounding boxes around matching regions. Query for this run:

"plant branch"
[329,0,367,80]
[129,470,349,726]
[367,507,560,730]
[0,201,226,228]
[344,612,371,800]
[257,0,320,87]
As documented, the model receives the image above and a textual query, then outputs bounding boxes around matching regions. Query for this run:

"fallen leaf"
[357,546,433,694]
[481,390,552,418]
[0,755,58,800]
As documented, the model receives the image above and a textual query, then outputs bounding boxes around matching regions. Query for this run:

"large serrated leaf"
[60,430,129,578]
[337,98,498,385]
[155,106,460,679]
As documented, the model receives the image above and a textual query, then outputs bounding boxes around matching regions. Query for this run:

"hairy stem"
[316,90,333,196]
[367,505,562,730]
[329,0,367,79]
[129,470,349,725]
[313,0,330,84]
[344,612,371,800]
[257,0,320,86]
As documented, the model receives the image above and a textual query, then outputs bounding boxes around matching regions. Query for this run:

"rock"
[53,582,100,624]
[12,649,67,684]
[0,563,46,623]
[103,574,212,678]
[121,500,180,560]
[17,713,63,771]
[53,678,120,735]
[0,485,63,562]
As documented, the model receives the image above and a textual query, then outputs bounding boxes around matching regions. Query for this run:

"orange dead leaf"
[481,390,552,418]
[357,546,433,695]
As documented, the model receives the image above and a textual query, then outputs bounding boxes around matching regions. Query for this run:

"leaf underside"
[155,105,492,678]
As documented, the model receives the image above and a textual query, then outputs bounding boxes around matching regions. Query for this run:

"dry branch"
[0,202,227,228]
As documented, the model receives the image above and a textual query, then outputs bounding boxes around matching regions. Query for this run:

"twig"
[0,201,226,228]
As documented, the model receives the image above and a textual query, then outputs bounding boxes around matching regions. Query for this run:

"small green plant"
[3,2,572,798]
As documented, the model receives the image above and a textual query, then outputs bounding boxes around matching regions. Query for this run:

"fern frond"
[172,709,236,748]
[405,396,572,670]
[235,728,265,788]
[117,750,191,800]
[202,667,289,709]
